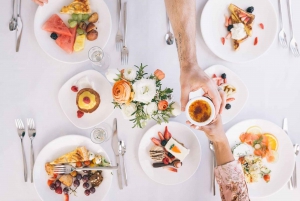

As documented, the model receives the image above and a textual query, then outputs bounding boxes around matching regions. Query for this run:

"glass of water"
[88,46,111,72]
[90,123,112,144]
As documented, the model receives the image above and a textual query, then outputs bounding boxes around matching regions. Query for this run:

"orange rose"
[158,100,168,111]
[112,80,133,104]
[154,69,165,80]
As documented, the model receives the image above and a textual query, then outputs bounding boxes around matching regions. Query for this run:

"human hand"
[32,0,48,6]
[180,65,226,115]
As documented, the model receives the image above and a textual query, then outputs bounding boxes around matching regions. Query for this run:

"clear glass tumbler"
[88,46,111,72]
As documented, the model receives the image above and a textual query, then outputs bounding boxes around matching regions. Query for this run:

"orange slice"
[263,133,278,151]
[170,145,181,153]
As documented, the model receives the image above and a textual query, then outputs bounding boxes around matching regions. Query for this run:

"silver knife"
[283,118,294,190]
[112,118,123,189]
[16,0,22,52]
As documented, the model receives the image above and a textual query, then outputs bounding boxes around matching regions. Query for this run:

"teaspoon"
[165,14,174,45]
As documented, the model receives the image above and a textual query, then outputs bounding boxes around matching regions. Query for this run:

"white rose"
[132,79,156,103]
[123,68,137,81]
[171,102,181,116]
[105,69,120,83]
[144,102,158,116]
[121,103,137,119]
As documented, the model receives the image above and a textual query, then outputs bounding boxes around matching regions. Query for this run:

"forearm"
[213,136,234,166]
[164,0,198,68]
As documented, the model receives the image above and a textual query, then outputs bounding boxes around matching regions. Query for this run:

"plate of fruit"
[34,0,111,63]
[138,122,201,185]
[33,135,113,201]
[226,119,295,197]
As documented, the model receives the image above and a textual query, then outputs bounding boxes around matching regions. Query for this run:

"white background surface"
[0,0,300,200]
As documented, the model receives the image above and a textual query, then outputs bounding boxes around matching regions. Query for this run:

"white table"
[1,0,300,200]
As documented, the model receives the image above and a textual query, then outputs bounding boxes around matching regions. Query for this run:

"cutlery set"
[115,1,129,65]
[9,0,22,52]
[15,118,36,183]
[278,0,299,56]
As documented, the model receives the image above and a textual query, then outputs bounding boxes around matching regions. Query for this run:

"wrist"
[180,61,199,71]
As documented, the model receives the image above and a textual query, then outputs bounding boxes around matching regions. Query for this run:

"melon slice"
[55,27,77,54]
[42,14,71,36]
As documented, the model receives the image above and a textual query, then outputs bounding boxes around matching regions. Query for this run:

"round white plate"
[138,122,201,185]
[58,70,114,129]
[33,135,113,201]
[205,65,248,124]
[201,0,277,63]
[34,0,111,63]
[226,119,295,198]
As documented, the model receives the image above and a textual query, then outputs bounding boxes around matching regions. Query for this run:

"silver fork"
[287,0,299,56]
[27,118,36,183]
[121,2,128,65]
[278,0,288,48]
[15,119,28,182]
[53,164,118,174]
[115,0,123,51]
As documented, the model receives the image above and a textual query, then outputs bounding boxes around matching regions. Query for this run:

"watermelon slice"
[42,14,71,36]
[55,27,77,54]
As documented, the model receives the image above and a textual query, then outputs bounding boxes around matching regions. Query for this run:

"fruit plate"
[58,70,114,129]
[205,64,248,124]
[138,122,201,185]
[226,119,295,198]
[200,0,277,63]
[34,0,111,63]
[33,135,113,201]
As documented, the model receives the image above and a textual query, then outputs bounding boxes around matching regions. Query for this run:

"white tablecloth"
[1,0,300,200]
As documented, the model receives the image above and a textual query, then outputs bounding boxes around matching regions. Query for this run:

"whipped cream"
[74,76,95,89]
[231,23,247,40]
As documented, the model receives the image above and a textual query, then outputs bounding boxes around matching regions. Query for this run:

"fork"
[209,141,216,196]
[121,2,128,65]
[278,0,288,48]
[115,0,123,51]
[53,164,118,174]
[27,118,36,183]
[15,119,28,182]
[287,0,299,56]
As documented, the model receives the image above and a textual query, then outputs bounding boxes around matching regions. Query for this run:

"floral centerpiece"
[105,64,181,128]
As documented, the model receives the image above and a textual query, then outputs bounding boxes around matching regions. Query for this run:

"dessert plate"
[34,0,111,63]
[58,70,114,129]
[226,119,295,198]
[205,64,248,124]
[201,0,277,63]
[138,122,201,185]
[33,135,113,201]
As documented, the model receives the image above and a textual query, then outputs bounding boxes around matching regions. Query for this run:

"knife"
[283,118,294,190]
[16,0,22,52]
[112,118,123,189]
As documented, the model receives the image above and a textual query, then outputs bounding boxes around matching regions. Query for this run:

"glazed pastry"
[76,88,100,113]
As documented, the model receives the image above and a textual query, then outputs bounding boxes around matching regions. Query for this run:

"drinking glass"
[90,123,112,144]
[88,46,110,72]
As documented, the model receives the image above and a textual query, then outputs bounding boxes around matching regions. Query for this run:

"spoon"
[209,141,216,196]
[165,14,174,45]
[9,0,17,31]
[152,159,182,168]
[293,144,300,188]
[119,140,128,186]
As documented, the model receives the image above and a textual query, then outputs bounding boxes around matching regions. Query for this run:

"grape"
[63,187,69,195]
[55,180,61,187]
[69,21,78,28]
[77,14,83,22]
[77,28,84,35]
[84,189,90,196]
[83,170,91,174]
[71,14,78,20]
[83,182,90,189]
[73,179,80,187]
[82,14,90,21]
[90,187,95,194]
[76,173,82,180]
[82,175,89,182]
[49,183,56,190]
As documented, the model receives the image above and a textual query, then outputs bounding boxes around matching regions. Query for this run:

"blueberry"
[161,140,167,146]
[225,104,231,110]
[227,25,233,32]
[50,33,58,40]
[167,152,174,158]
[246,6,254,13]
[76,173,82,181]
[221,73,227,79]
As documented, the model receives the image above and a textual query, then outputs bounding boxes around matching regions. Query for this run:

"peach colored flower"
[158,100,168,111]
[154,69,165,80]
[112,80,133,104]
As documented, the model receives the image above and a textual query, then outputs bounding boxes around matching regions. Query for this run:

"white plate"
[138,122,201,185]
[201,0,277,63]
[226,119,295,198]
[34,0,111,63]
[33,135,113,201]
[58,70,114,129]
[204,65,248,124]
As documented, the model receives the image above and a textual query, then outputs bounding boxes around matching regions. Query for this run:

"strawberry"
[226,32,232,39]
[259,23,264,29]
[76,161,83,167]
[151,137,161,146]
[52,173,58,179]
[226,98,235,102]
[158,132,164,141]
[71,86,78,92]
[166,167,178,173]
[162,157,169,165]
[55,186,62,194]
[241,16,247,22]
[244,17,250,24]
[64,194,69,201]
[254,37,258,46]
[238,12,247,18]
[47,179,54,186]
[77,110,84,118]
[164,126,172,140]
[212,74,217,78]
[263,174,270,183]
[221,37,225,45]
